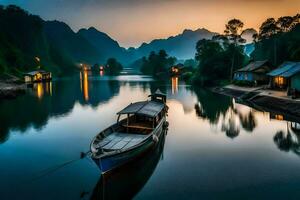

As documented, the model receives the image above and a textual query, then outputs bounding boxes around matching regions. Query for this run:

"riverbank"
[0,75,26,99]
[213,85,300,118]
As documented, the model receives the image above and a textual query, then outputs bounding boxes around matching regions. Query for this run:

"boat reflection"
[90,130,167,200]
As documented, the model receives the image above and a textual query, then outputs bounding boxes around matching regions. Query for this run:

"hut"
[169,64,184,76]
[267,62,300,91]
[24,70,52,83]
[233,60,272,84]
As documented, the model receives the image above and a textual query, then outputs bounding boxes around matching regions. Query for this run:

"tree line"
[191,14,300,86]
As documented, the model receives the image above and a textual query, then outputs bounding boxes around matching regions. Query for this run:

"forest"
[192,14,300,85]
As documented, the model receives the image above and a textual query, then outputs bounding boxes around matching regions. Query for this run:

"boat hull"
[93,117,166,174]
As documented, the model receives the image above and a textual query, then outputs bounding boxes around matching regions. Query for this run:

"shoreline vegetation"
[0,74,26,99]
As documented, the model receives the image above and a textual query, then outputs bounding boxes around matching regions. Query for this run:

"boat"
[90,129,167,200]
[90,89,168,174]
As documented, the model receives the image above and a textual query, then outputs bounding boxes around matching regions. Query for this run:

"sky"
[1,0,300,48]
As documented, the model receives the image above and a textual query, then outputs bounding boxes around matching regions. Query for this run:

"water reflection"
[273,122,300,155]
[90,131,166,200]
[0,76,121,144]
[31,82,53,99]
[171,76,178,94]
[2,75,300,199]
[193,88,263,139]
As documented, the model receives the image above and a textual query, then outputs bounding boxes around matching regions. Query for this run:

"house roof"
[148,89,166,97]
[236,60,269,72]
[24,70,49,76]
[117,100,165,117]
[267,62,300,78]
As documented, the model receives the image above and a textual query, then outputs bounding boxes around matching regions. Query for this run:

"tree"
[212,19,246,80]
[194,24,247,85]
[140,50,175,76]
[277,16,295,32]
[105,58,123,75]
[252,14,300,65]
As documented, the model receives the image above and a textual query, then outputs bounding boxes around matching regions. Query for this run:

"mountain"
[134,28,216,60]
[78,27,215,65]
[0,5,54,75]
[44,21,102,65]
[0,5,102,76]
[78,27,128,63]
[242,28,257,44]
[244,43,255,56]
[0,5,215,75]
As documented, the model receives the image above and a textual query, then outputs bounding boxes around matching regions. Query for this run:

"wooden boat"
[90,129,167,200]
[90,90,168,174]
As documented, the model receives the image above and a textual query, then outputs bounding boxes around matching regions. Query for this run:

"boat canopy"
[117,101,165,117]
[148,89,166,103]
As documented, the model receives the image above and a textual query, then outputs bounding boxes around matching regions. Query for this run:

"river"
[1,72,300,199]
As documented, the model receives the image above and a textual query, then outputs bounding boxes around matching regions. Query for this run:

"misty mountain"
[134,28,215,60]
[244,43,255,56]
[242,28,257,44]
[78,27,216,65]
[0,5,215,75]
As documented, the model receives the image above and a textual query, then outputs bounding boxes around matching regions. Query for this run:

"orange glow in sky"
[3,0,300,47]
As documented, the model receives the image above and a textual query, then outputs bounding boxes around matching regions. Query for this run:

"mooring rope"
[27,151,92,183]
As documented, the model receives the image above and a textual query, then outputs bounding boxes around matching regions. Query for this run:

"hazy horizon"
[1,0,300,48]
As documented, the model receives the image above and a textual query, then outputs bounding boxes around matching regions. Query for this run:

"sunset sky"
[1,0,300,47]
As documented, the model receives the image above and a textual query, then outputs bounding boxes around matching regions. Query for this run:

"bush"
[233,80,255,87]
[181,72,193,81]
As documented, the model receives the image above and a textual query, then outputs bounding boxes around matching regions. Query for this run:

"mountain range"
[0,5,219,76]
[77,27,216,65]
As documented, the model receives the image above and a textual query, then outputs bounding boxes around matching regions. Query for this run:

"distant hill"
[244,43,255,56]
[78,27,215,65]
[134,28,216,60]
[242,28,257,44]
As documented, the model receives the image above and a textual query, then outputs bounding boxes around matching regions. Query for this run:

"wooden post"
[117,114,120,124]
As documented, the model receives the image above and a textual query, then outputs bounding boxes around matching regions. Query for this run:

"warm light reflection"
[34,82,52,99]
[80,72,83,91]
[100,70,104,76]
[82,71,89,101]
[49,82,52,96]
[275,114,284,121]
[171,77,178,94]
[36,83,43,99]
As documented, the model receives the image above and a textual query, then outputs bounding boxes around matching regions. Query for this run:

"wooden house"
[24,70,52,83]
[233,60,272,84]
[169,64,184,76]
[267,62,300,91]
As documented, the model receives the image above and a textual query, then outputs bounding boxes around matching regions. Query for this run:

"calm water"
[1,73,300,200]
